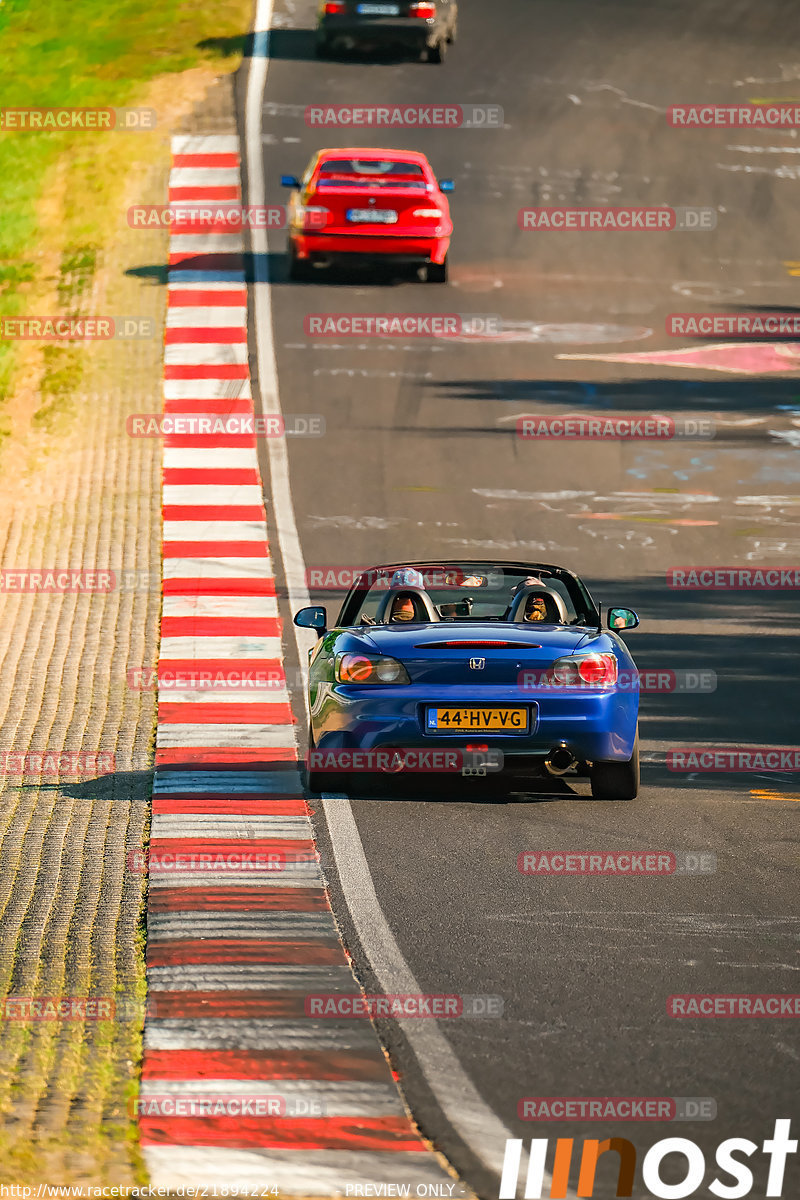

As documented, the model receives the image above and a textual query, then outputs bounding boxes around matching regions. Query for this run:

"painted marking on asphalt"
[559,342,800,373]
[750,789,800,801]
[165,342,249,365]
[167,307,248,328]
[163,447,260,469]
[164,378,252,399]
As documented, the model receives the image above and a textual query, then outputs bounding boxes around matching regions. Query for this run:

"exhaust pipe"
[544,743,578,777]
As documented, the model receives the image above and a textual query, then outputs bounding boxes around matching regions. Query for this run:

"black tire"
[288,242,311,282]
[590,730,639,800]
[427,256,448,283]
[427,36,446,62]
[315,32,332,57]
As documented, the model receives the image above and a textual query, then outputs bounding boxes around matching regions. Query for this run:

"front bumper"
[310,684,639,765]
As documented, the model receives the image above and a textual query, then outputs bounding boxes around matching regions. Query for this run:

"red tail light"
[324,1,347,12]
[408,1,436,15]
[336,653,411,685]
[548,653,619,688]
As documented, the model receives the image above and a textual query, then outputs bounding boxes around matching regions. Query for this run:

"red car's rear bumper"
[290,229,450,264]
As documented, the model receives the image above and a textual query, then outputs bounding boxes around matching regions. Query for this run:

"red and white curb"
[140,134,459,1193]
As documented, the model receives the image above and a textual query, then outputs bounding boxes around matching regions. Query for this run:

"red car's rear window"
[318,158,425,176]
[315,159,429,188]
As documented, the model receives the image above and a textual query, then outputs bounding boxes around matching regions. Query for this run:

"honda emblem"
[469,657,486,670]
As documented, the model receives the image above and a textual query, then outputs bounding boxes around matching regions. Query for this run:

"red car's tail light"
[292,204,333,230]
[336,653,411,685]
[408,1,436,15]
[324,1,347,12]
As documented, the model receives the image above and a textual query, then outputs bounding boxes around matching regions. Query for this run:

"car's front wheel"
[589,730,639,800]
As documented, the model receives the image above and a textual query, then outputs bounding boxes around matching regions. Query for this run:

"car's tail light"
[324,1,347,12]
[292,205,333,230]
[412,207,443,218]
[336,653,411,685]
[408,2,436,15]
[548,653,619,688]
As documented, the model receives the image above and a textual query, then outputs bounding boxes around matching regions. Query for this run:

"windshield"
[337,563,597,627]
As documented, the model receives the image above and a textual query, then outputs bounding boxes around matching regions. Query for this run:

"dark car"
[295,561,642,800]
[315,0,457,61]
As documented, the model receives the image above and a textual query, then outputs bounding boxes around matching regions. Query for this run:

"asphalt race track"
[250,2,800,1196]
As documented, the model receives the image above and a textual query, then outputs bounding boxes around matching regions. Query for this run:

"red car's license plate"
[346,208,398,224]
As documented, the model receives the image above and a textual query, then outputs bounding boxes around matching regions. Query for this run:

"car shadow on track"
[329,775,591,804]
[125,255,421,289]
[212,27,426,64]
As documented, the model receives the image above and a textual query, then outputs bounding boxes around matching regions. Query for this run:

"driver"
[523,595,549,622]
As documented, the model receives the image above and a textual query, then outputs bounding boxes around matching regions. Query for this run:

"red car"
[281,148,454,282]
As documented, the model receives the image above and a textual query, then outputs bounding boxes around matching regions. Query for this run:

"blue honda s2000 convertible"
[294,561,641,800]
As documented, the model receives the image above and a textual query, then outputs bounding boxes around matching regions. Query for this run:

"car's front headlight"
[335,653,411,685]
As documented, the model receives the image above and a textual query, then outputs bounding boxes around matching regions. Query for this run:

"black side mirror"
[294,605,327,636]
[607,607,639,631]
[281,174,301,188]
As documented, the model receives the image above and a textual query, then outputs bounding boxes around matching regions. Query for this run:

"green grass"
[0,0,253,400]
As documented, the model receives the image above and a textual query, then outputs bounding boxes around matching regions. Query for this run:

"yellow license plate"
[426,707,528,732]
